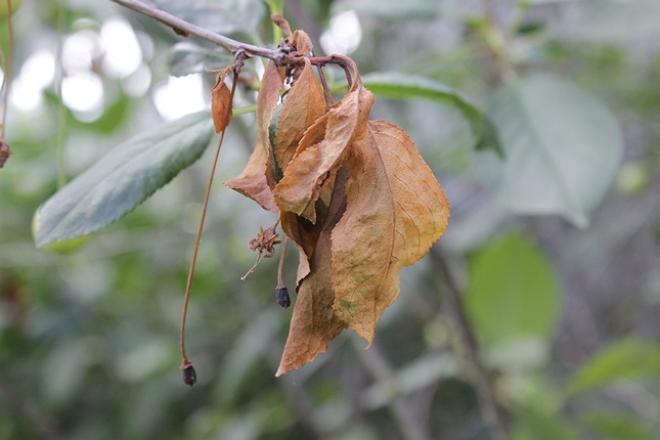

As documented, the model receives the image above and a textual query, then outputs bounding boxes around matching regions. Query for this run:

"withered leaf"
[274,58,327,172]
[211,69,232,133]
[276,172,348,376]
[331,120,450,342]
[276,227,346,376]
[291,30,314,56]
[273,86,374,223]
[225,61,284,211]
[225,142,277,211]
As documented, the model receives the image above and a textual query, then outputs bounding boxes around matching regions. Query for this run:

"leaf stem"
[178,70,239,372]
[276,237,288,288]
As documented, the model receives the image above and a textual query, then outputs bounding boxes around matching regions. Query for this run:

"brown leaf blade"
[275,59,327,172]
[273,87,374,223]
[330,120,450,343]
[226,62,283,210]
[211,71,232,133]
[276,170,348,376]
[275,228,346,376]
[225,142,277,211]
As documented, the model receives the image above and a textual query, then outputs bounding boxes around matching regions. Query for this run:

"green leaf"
[33,111,214,248]
[551,0,660,43]
[476,74,622,227]
[584,411,658,440]
[566,340,660,396]
[168,41,234,77]
[465,232,561,348]
[513,406,580,440]
[362,72,502,154]
[152,0,265,36]
[334,0,440,21]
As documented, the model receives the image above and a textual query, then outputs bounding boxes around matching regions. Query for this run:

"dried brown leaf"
[276,172,348,376]
[226,142,278,211]
[211,70,232,133]
[275,226,346,376]
[273,87,374,223]
[291,30,314,56]
[226,62,284,210]
[330,120,450,342]
[275,59,327,172]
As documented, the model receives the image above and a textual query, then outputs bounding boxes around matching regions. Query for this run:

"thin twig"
[1,0,15,138]
[429,247,509,440]
[109,0,356,75]
[56,0,66,188]
[110,0,281,60]
[352,338,431,440]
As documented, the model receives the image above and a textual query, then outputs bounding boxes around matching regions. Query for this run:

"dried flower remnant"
[241,224,282,281]
[249,225,281,258]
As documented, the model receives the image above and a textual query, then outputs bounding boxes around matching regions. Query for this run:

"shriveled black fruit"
[275,286,291,308]
[181,360,197,386]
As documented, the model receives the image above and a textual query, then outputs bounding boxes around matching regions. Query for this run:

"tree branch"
[429,247,510,440]
[352,338,431,440]
[109,0,282,60]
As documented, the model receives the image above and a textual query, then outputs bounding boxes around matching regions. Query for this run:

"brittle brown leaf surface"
[331,120,450,343]
[291,30,314,56]
[274,59,326,172]
[273,86,374,223]
[211,69,232,133]
[225,142,278,211]
[226,62,283,211]
[276,173,348,376]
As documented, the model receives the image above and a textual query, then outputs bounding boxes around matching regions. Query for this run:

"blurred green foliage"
[2,0,660,439]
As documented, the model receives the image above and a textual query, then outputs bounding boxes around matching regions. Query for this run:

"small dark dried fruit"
[275,286,291,308]
[181,360,197,386]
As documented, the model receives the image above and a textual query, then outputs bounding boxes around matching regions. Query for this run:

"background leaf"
[476,74,622,227]
[361,72,502,154]
[333,0,441,21]
[551,0,660,43]
[168,41,234,77]
[584,411,658,440]
[152,0,265,36]
[566,340,660,396]
[33,111,214,247]
[465,232,561,348]
[513,406,580,440]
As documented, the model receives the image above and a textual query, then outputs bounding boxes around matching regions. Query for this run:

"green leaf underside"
[34,111,214,248]
[361,72,502,154]
[478,74,622,227]
[465,232,560,348]
[152,0,265,36]
[551,0,660,43]
[168,41,234,77]
[566,340,660,396]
